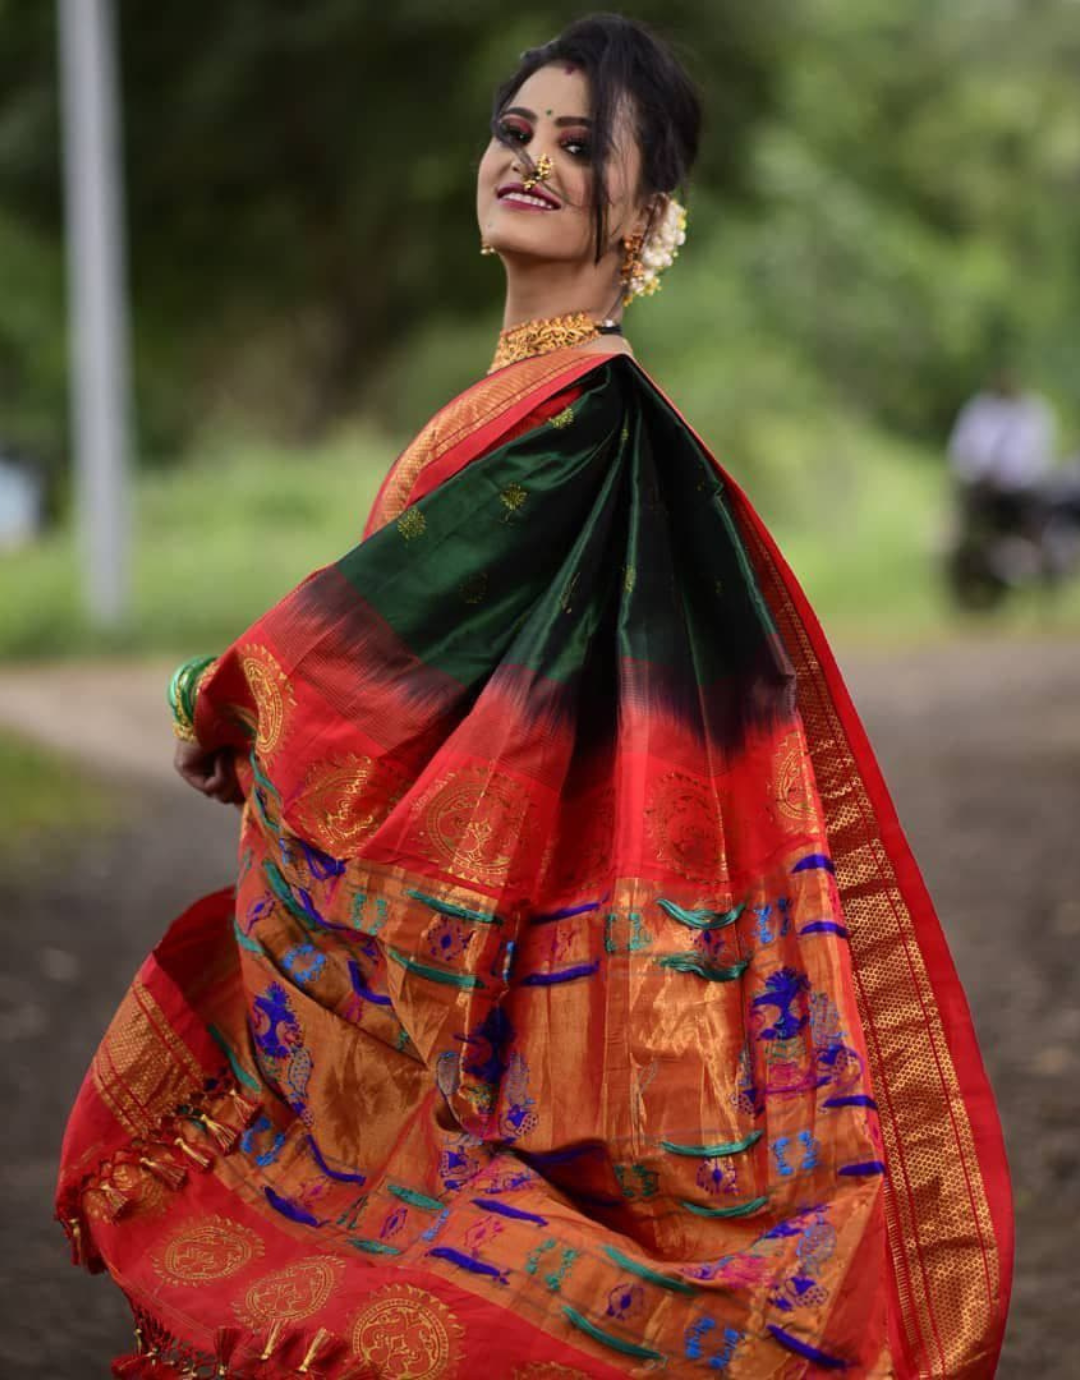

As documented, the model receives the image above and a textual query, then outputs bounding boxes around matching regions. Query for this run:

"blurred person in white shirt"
[946,367,1061,592]
[948,367,1055,497]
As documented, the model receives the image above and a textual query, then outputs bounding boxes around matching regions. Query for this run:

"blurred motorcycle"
[945,463,1080,610]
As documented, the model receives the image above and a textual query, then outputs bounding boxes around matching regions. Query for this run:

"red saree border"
[635,357,1012,1376]
[733,485,1014,1365]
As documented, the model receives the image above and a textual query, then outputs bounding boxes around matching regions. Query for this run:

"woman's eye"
[496,119,530,144]
[561,138,591,159]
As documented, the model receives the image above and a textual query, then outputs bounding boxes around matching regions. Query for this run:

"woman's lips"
[497,189,560,212]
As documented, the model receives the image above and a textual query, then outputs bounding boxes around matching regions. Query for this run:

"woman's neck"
[500,255,623,330]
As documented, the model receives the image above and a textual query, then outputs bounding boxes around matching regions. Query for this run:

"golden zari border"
[365,348,596,536]
[90,978,205,1139]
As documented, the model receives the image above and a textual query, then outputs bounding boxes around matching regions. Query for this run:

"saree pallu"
[56,348,1012,1379]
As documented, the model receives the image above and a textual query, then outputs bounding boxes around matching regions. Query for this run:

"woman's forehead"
[512,63,591,116]
[508,63,638,151]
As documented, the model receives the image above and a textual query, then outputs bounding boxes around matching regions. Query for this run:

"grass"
[0,729,119,847]
[0,425,394,659]
[1,414,1077,661]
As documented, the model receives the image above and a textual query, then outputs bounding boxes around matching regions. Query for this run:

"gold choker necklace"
[488,311,621,374]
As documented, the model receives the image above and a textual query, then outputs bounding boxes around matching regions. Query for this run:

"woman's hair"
[489,13,703,264]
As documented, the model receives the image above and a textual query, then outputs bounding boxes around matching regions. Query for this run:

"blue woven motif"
[282,943,327,988]
[752,968,810,1041]
[251,982,299,1060]
[605,1281,646,1320]
[239,1113,285,1168]
[685,1317,745,1370]
[426,916,475,962]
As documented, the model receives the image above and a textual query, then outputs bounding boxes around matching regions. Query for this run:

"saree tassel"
[258,1319,286,1362]
[110,1324,150,1375]
[111,1340,171,1378]
[296,1327,342,1374]
[225,1086,261,1120]
[97,1178,133,1220]
[199,1113,240,1154]
[64,1213,89,1268]
[65,1210,105,1273]
[173,1135,214,1171]
[139,1156,188,1191]
[111,1358,150,1378]
[213,1325,243,1374]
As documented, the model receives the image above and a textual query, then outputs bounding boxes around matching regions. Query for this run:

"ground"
[0,641,1076,1377]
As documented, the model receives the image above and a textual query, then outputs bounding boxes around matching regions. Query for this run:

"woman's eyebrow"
[503,105,593,127]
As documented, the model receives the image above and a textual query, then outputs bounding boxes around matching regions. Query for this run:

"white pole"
[57,0,132,627]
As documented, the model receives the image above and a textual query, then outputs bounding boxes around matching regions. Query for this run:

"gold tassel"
[199,1114,239,1153]
[225,1086,259,1115]
[97,1179,131,1219]
[139,1156,187,1190]
[259,1319,285,1362]
[173,1136,213,1170]
[67,1216,85,1266]
[297,1328,331,1373]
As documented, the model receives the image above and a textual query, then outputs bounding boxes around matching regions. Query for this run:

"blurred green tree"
[2,0,1079,483]
[0,1,784,473]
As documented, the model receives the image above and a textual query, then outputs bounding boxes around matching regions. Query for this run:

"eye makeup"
[493,115,592,160]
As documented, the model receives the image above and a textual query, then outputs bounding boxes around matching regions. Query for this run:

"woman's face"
[477,62,651,270]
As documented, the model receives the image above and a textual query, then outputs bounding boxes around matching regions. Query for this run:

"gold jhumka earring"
[618,198,689,305]
[619,228,646,293]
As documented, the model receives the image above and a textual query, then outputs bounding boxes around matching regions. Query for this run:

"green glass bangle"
[167,653,216,742]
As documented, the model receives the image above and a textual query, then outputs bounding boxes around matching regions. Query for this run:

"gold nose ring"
[522,153,554,190]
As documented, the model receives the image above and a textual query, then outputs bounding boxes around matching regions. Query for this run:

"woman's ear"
[634,192,669,242]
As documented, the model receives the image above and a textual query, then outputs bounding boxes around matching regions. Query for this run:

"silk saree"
[56,347,1012,1378]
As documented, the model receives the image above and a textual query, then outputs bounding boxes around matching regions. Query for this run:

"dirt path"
[1,641,1077,1376]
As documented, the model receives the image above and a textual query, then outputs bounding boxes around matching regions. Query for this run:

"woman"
[57,16,1011,1378]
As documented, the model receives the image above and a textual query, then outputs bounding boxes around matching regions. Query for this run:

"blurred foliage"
[0,425,393,657]
[0,0,782,474]
[1,0,1079,532]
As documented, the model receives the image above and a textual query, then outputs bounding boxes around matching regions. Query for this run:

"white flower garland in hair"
[622,195,688,305]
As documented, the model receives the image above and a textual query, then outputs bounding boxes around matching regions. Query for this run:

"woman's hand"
[173,739,244,805]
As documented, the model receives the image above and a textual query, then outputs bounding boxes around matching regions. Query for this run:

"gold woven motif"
[234,1255,344,1327]
[350,1283,463,1379]
[397,509,427,542]
[293,754,406,854]
[413,765,533,885]
[645,769,731,886]
[774,730,816,821]
[500,482,528,516]
[152,1214,263,1286]
[237,645,294,759]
